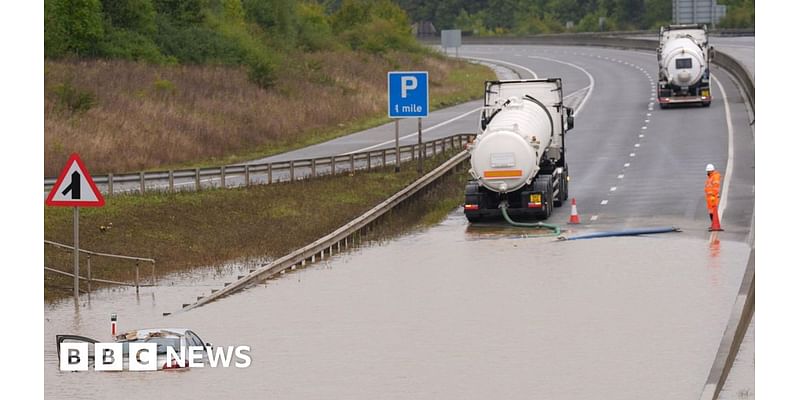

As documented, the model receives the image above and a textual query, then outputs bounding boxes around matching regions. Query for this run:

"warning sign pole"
[46,153,105,300]
[73,207,80,299]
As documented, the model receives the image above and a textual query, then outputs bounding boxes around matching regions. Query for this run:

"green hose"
[499,203,561,236]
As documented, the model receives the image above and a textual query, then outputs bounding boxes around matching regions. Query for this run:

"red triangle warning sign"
[45,153,105,207]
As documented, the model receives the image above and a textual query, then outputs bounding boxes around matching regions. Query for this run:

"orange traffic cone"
[709,206,723,231]
[568,198,581,224]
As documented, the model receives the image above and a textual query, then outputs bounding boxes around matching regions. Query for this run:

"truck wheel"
[532,175,553,219]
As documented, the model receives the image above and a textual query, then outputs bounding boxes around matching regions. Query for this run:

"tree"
[45,0,105,57]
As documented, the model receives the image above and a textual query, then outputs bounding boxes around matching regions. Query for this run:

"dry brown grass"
[44,51,492,175]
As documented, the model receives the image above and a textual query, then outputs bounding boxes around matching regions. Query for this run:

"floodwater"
[44,211,751,399]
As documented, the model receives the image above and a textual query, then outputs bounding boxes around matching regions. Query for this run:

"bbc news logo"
[60,343,251,371]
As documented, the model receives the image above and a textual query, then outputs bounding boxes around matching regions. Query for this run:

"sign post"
[388,71,429,173]
[45,153,106,299]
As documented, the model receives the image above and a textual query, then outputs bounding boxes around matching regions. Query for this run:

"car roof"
[116,328,193,341]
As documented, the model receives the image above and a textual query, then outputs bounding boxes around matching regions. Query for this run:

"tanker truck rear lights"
[464,204,480,211]
[483,169,523,179]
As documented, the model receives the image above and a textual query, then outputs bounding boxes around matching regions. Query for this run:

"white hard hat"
[705,164,715,172]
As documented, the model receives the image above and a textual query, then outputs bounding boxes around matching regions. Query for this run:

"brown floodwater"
[44,211,750,399]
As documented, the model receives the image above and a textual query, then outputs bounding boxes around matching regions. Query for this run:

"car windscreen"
[675,58,692,69]
[121,337,181,355]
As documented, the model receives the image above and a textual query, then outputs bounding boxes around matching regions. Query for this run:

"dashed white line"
[639,134,645,138]
[634,143,641,148]
[629,153,636,157]
[618,174,625,179]
[601,200,609,205]
[610,187,617,191]
[623,163,630,168]
[590,215,599,221]
[641,126,647,130]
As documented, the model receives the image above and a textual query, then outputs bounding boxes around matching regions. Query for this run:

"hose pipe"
[499,203,561,237]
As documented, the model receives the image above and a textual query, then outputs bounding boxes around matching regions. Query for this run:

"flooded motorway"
[45,211,750,399]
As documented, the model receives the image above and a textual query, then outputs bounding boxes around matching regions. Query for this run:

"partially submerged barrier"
[173,148,472,313]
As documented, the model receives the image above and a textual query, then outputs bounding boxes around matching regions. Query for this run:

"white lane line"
[563,85,591,99]
[343,107,481,155]
[630,153,636,157]
[610,187,617,191]
[647,112,652,116]
[641,126,647,130]
[711,74,735,220]
[623,163,630,168]
[618,174,625,179]
[639,134,645,138]
[601,200,609,205]
[528,55,595,116]
[634,143,640,148]
[645,119,650,123]
[590,215,599,221]
[463,56,538,78]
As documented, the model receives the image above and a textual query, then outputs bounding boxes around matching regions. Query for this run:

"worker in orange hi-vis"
[705,163,722,231]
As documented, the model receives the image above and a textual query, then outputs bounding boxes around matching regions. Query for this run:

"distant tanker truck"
[464,78,573,222]
[657,24,713,108]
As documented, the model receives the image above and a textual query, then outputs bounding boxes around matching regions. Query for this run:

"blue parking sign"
[388,71,429,118]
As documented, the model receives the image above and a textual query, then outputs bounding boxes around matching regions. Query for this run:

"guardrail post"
[311,159,317,177]
[108,173,113,196]
[139,172,145,194]
[220,166,226,188]
[86,255,91,292]
[245,165,251,186]
[367,153,372,171]
[151,262,156,286]
[267,163,273,184]
[168,170,174,193]
[290,161,295,182]
[330,156,336,175]
[457,135,463,149]
[349,154,355,174]
[382,149,387,167]
[195,168,201,191]
[449,136,454,151]
[135,262,140,294]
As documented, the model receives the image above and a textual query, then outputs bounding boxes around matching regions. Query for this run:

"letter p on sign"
[401,76,417,98]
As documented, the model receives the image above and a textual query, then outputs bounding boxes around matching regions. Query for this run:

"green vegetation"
[44,0,494,175]
[44,153,469,301]
[396,0,754,34]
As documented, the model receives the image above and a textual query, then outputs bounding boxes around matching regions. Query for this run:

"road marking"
[639,134,645,138]
[590,215,598,221]
[711,74,735,221]
[629,153,636,157]
[623,163,630,168]
[343,107,481,154]
[647,113,652,116]
[601,200,608,205]
[610,187,617,191]
[645,119,650,123]
[463,56,538,78]
[641,126,647,130]
[634,143,640,147]
[528,55,595,116]
[618,174,625,179]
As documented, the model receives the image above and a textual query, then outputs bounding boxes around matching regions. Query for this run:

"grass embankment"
[44,52,492,176]
[44,153,469,301]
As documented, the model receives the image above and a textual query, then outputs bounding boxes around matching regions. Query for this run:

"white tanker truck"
[464,78,573,222]
[657,24,713,108]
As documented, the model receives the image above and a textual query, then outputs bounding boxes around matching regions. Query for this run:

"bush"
[296,2,336,51]
[247,58,277,89]
[101,0,157,35]
[331,0,419,53]
[154,16,244,64]
[44,0,105,57]
[98,27,168,63]
[53,82,97,115]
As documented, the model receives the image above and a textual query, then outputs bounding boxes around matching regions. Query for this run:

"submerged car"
[57,328,211,370]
